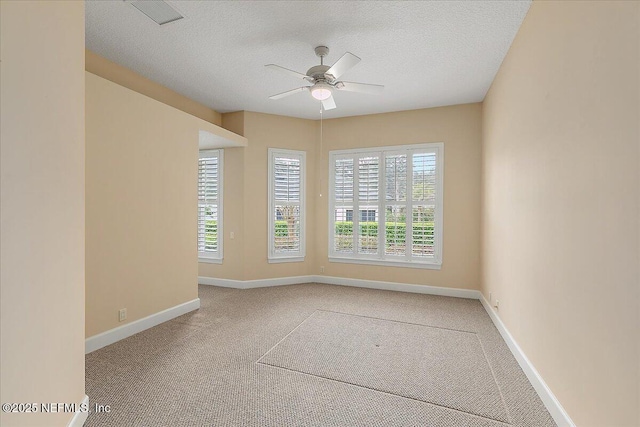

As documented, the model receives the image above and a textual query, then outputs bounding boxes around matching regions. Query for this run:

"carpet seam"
[475,333,513,425]
[257,308,511,425]
[256,310,320,364]
[316,308,479,335]
[256,361,512,426]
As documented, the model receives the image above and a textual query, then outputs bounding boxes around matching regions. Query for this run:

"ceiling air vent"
[128,1,184,25]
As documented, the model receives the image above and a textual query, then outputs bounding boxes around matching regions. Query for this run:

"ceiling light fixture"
[310,83,332,101]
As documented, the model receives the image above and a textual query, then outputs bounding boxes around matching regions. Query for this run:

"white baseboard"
[85,298,200,354]
[316,275,480,299]
[67,395,89,427]
[198,275,315,289]
[479,295,575,427]
[199,275,479,299]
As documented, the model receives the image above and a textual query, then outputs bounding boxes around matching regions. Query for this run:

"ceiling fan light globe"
[311,88,332,100]
[310,82,332,100]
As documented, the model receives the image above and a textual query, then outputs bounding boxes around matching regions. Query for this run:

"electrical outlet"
[118,308,127,322]
[320,266,325,274]
[494,300,500,310]
[230,231,235,240]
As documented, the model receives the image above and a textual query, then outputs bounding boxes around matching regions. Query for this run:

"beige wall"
[203,112,248,279]
[86,49,222,126]
[482,1,639,426]
[204,112,247,280]
[221,110,245,137]
[317,105,482,289]
[86,72,222,337]
[201,106,481,287]
[199,112,318,280]
[243,112,318,280]
[0,1,86,426]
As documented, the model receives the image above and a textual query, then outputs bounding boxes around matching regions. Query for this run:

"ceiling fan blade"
[336,81,384,95]
[269,87,309,100]
[321,96,336,110]
[326,52,361,80]
[265,64,313,82]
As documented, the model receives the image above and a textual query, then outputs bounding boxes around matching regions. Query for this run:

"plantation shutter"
[329,143,443,268]
[411,151,437,258]
[384,153,408,257]
[198,150,222,260]
[269,148,306,261]
[357,155,379,255]
[333,157,354,254]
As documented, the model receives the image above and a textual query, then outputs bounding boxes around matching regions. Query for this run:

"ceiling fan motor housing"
[306,64,332,82]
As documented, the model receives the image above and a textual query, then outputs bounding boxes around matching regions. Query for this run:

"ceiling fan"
[265,46,384,111]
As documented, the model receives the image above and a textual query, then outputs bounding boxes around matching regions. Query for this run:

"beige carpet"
[258,310,509,423]
[85,283,556,426]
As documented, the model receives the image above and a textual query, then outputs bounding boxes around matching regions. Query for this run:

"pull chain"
[319,106,323,197]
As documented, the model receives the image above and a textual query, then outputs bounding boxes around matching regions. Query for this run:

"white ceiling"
[85,1,531,120]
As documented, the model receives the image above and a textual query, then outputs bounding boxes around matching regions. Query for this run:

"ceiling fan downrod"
[314,46,330,65]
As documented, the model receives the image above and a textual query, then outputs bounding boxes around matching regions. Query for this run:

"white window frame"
[328,142,444,270]
[198,149,223,264]
[268,148,306,263]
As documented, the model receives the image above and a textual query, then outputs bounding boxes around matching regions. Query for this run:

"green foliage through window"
[204,220,217,248]
[334,221,435,247]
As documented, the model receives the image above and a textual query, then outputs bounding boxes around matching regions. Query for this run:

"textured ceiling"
[85,1,531,120]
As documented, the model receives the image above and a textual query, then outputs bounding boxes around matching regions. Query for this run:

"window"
[198,150,223,263]
[345,209,353,222]
[329,143,443,269]
[360,210,376,222]
[344,209,376,222]
[269,148,306,263]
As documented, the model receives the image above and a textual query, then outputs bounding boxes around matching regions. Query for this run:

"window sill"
[268,256,305,264]
[329,257,441,270]
[199,257,223,264]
